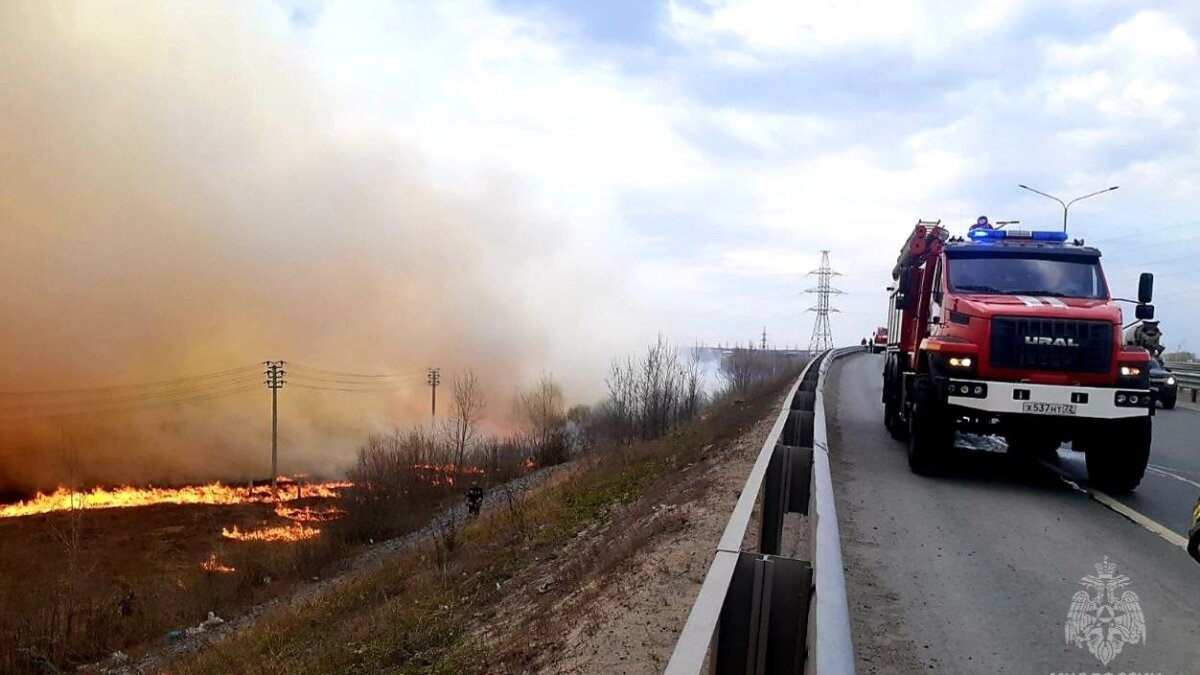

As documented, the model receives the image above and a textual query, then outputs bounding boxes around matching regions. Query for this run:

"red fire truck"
[882,220,1156,491]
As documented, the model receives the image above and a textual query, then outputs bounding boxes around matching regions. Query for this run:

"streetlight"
[1018,184,1119,233]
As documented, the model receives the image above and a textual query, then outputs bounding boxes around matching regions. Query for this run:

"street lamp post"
[1018,184,1119,233]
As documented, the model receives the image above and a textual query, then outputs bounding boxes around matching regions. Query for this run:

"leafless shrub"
[498,482,530,541]
[596,335,707,445]
[516,373,568,466]
[340,427,443,543]
[718,345,800,397]
[480,434,532,485]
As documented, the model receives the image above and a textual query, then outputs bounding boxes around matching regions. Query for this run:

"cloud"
[0,1,644,490]
[7,0,1200,493]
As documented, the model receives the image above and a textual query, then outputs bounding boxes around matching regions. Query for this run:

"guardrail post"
[761,443,814,554]
[715,552,812,674]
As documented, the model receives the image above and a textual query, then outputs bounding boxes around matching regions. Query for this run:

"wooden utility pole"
[264,360,286,492]
[426,367,441,418]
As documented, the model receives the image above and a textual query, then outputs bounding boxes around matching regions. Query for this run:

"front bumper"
[945,379,1152,420]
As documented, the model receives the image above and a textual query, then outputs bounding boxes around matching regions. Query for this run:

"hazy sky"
[284,0,1200,350]
[4,0,1200,487]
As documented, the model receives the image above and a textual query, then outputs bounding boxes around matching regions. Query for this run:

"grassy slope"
[171,378,793,675]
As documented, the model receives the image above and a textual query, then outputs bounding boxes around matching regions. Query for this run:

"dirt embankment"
[478,394,787,673]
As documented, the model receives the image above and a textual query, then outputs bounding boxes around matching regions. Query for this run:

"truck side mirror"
[1135,304,1155,320]
[1138,272,1154,304]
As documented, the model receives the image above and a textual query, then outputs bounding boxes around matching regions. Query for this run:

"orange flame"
[274,504,346,522]
[0,478,352,519]
[221,523,321,542]
[201,553,236,573]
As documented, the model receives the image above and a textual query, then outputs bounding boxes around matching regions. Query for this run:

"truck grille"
[989,317,1112,374]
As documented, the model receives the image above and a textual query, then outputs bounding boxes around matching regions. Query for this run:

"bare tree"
[604,355,637,443]
[719,345,757,395]
[680,346,706,421]
[516,373,567,465]
[444,369,485,469]
[639,334,681,439]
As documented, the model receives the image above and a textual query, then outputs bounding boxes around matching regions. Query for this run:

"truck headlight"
[949,357,972,368]
[1117,364,1150,387]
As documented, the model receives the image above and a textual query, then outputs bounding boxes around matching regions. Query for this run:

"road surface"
[1057,400,1200,539]
[827,351,1199,674]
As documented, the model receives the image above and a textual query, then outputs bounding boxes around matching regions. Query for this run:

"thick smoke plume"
[0,3,637,493]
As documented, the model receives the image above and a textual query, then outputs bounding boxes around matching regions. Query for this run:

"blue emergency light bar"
[967,228,1069,243]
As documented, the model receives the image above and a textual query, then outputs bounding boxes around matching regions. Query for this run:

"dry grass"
[166,373,797,675]
[0,499,355,673]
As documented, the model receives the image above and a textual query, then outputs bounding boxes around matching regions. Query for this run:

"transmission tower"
[805,251,843,352]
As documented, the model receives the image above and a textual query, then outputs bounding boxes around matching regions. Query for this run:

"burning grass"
[201,554,236,574]
[273,504,346,522]
[221,523,322,542]
[0,477,352,519]
[0,457,528,674]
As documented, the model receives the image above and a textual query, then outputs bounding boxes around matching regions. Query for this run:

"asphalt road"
[827,352,1199,675]
[1055,400,1200,539]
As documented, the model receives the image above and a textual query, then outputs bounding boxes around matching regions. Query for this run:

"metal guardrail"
[665,347,858,674]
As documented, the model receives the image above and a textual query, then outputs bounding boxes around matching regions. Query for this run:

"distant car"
[1149,358,1177,409]
[872,327,888,354]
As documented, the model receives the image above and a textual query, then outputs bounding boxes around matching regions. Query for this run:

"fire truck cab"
[882,222,1156,491]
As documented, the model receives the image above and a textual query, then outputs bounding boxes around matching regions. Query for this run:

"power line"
[1088,221,1200,245]
[0,374,264,412]
[290,382,415,392]
[0,383,260,421]
[287,364,423,379]
[0,364,262,397]
[287,373,422,386]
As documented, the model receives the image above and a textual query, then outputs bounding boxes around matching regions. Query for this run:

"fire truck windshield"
[946,254,1107,299]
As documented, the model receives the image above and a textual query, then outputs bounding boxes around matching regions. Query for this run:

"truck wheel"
[907,383,951,475]
[884,396,908,441]
[1084,417,1151,493]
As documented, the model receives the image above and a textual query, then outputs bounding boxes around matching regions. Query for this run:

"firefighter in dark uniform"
[466,485,484,517]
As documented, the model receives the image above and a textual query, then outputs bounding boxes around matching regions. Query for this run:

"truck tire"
[1161,392,1177,410]
[907,381,952,475]
[1083,417,1151,493]
[884,396,908,441]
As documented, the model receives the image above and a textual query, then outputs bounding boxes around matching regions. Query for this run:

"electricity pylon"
[805,251,842,352]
